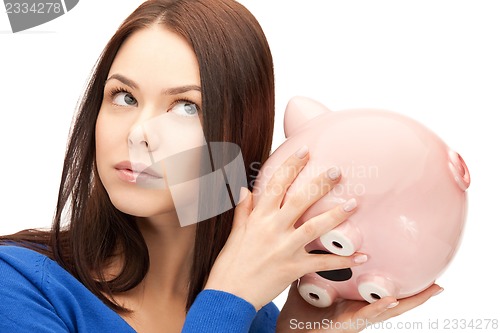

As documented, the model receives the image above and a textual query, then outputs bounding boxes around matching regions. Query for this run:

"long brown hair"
[0,0,274,313]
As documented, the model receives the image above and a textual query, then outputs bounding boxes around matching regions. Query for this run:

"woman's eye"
[113,91,137,106]
[171,101,199,117]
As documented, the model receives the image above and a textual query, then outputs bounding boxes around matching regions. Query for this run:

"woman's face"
[95,26,204,219]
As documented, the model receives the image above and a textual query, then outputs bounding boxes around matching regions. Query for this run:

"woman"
[0,1,441,332]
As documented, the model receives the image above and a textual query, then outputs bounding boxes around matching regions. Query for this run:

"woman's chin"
[108,190,176,218]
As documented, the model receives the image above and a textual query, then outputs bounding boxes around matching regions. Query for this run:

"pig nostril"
[370,293,381,300]
[309,293,320,301]
[332,241,343,249]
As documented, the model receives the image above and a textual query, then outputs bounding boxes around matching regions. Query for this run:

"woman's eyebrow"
[106,74,138,89]
[163,85,201,95]
[105,73,201,95]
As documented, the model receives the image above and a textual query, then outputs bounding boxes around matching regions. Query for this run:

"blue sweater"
[0,245,279,332]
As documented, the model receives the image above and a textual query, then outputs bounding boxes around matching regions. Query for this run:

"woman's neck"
[111,213,197,332]
[136,213,196,300]
[111,212,197,312]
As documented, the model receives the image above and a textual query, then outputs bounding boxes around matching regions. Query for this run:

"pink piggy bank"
[253,97,470,307]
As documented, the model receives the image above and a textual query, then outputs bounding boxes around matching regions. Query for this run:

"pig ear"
[284,96,331,138]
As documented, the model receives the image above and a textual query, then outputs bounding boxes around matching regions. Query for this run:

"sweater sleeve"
[0,248,69,332]
[182,289,279,333]
[0,246,136,333]
[1,245,280,332]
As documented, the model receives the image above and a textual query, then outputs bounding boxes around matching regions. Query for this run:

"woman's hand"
[205,146,366,310]
[277,281,443,333]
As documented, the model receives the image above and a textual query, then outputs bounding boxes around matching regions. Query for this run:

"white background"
[1,1,499,332]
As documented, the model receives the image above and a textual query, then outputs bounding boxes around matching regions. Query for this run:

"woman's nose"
[128,123,160,152]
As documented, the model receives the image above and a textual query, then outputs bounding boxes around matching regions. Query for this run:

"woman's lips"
[114,161,163,183]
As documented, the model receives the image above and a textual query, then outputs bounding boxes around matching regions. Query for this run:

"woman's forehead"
[108,26,201,89]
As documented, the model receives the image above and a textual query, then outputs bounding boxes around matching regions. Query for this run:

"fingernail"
[432,288,444,297]
[342,198,357,212]
[294,145,309,159]
[353,254,368,264]
[239,187,249,203]
[327,166,341,180]
[386,301,399,309]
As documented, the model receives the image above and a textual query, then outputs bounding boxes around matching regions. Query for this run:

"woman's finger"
[350,296,399,329]
[300,251,368,275]
[375,284,443,322]
[352,284,442,328]
[292,198,357,247]
[278,166,342,226]
[233,187,253,228]
[255,145,310,211]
